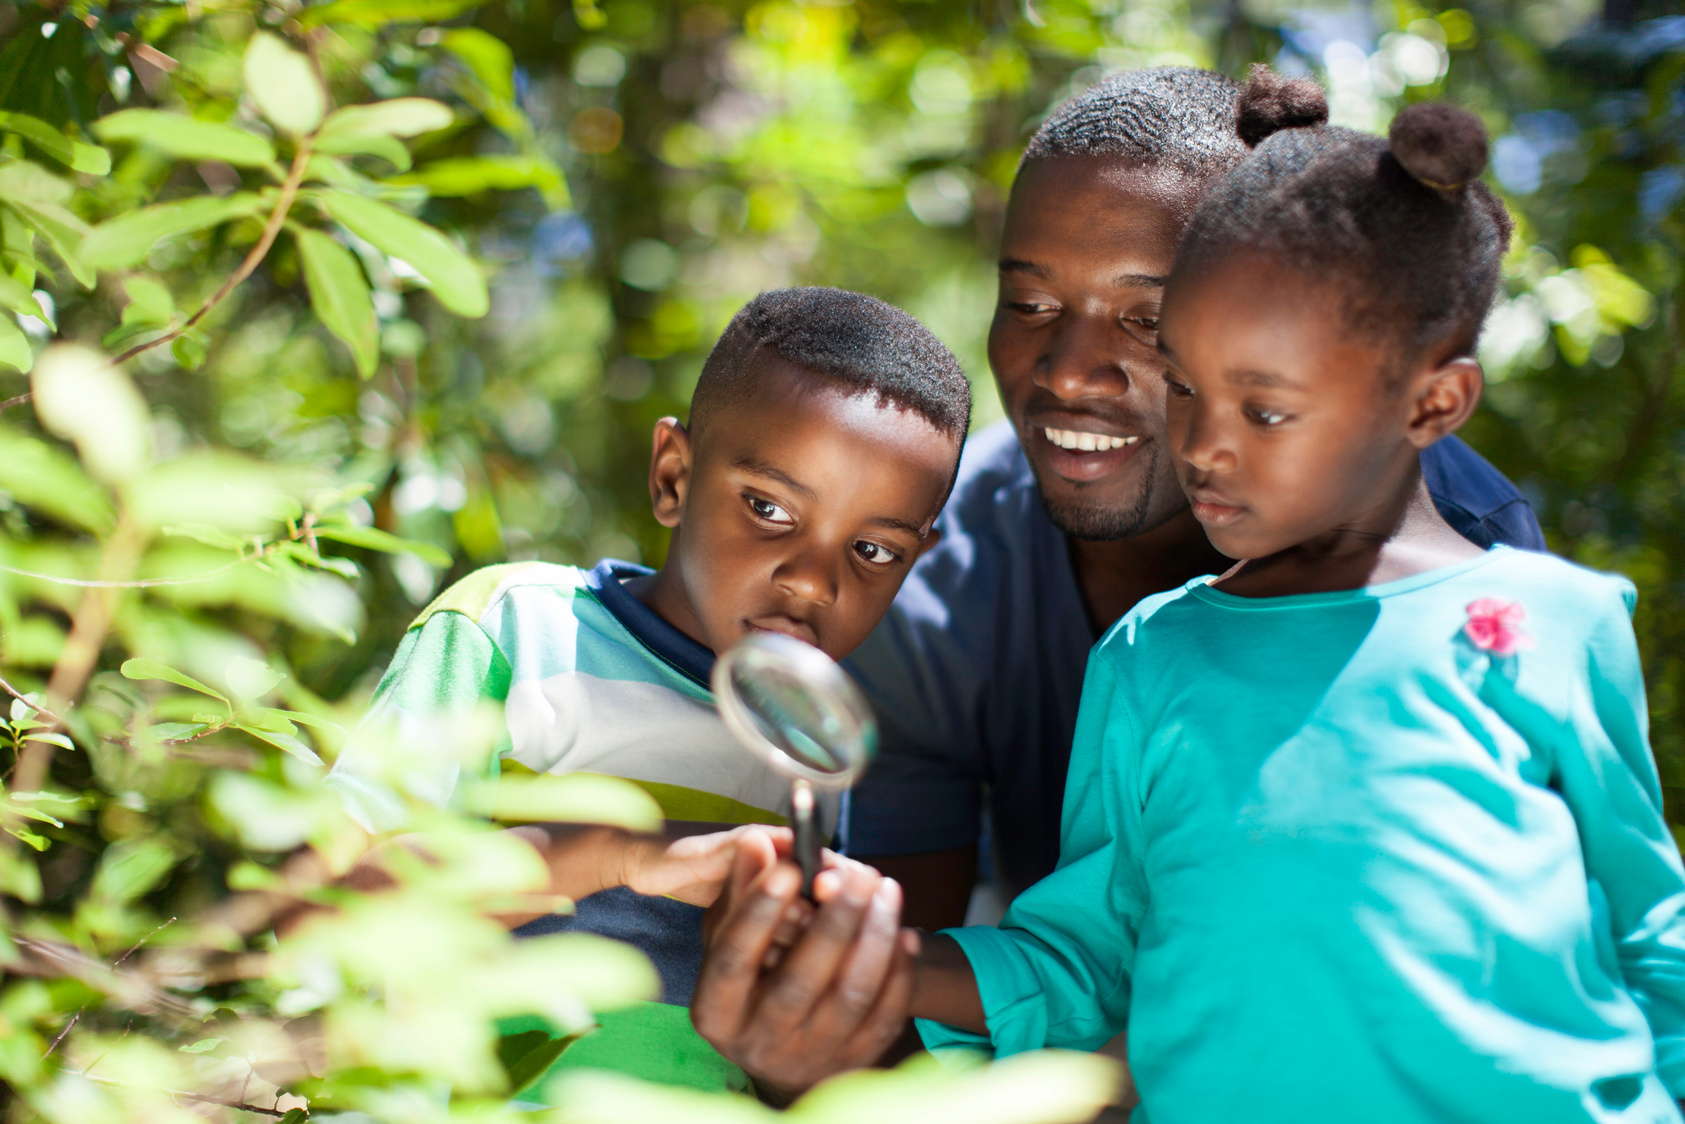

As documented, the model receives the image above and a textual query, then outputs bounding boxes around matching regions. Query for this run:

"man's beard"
[1034,440,1170,541]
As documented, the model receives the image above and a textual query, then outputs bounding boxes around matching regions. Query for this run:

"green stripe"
[412,561,547,629]
[629,779,786,827]
[499,1004,750,1097]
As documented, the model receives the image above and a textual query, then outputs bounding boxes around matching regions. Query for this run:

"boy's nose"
[773,548,839,606]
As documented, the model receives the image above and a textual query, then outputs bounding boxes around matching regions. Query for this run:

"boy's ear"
[1404,356,1483,450]
[914,527,944,561]
[649,417,693,529]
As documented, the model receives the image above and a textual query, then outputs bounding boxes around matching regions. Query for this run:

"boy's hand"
[621,824,795,907]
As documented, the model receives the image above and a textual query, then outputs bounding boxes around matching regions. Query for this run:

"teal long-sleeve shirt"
[920,547,1685,1124]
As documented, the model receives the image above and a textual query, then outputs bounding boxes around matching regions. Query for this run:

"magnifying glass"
[712,632,876,898]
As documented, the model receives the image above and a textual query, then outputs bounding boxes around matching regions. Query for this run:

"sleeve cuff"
[913,925,1059,1058]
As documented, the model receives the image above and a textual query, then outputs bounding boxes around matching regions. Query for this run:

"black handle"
[792,779,820,901]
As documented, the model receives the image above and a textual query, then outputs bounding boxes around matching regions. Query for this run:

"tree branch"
[0,392,30,414]
[113,139,314,367]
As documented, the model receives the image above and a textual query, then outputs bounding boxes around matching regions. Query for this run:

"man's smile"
[1026,410,1147,484]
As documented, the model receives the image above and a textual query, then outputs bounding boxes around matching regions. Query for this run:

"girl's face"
[1156,255,1426,561]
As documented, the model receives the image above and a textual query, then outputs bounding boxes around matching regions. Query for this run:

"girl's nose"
[1178,405,1236,474]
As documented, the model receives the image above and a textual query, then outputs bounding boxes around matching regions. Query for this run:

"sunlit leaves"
[310,523,452,565]
[80,193,270,272]
[319,190,488,317]
[298,0,491,28]
[0,429,113,532]
[95,109,278,170]
[243,34,327,137]
[295,227,379,378]
[29,344,151,483]
[480,773,663,831]
[121,658,230,704]
[393,154,566,198]
[0,111,110,175]
[0,318,29,372]
[0,269,50,323]
[315,98,455,171]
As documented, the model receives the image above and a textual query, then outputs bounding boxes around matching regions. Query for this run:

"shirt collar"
[584,558,716,688]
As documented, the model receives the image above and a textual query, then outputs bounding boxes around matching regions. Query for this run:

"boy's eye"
[747,496,794,525]
[852,541,900,566]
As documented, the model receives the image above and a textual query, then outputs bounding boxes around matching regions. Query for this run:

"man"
[689,66,1545,1097]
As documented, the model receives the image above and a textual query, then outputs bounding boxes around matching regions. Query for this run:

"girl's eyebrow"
[1229,368,1298,389]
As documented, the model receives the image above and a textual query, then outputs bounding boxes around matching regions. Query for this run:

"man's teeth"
[1044,427,1139,451]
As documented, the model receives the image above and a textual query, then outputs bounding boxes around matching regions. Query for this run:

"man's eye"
[853,541,900,565]
[1164,377,1194,398]
[1007,300,1057,315]
[1125,316,1160,332]
[747,496,793,524]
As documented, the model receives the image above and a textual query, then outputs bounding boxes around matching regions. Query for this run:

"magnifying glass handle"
[792,779,821,900]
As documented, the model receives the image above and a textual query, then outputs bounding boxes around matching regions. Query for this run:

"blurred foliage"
[0,0,1679,1116]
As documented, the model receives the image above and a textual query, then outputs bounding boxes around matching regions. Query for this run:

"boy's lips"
[744,617,818,647]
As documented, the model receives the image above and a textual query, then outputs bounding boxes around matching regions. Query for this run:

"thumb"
[731,826,778,901]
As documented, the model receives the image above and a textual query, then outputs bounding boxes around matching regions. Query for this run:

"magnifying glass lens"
[731,666,850,775]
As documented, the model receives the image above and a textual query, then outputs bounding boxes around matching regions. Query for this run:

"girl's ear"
[649,417,693,528]
[1404,356,1484,449]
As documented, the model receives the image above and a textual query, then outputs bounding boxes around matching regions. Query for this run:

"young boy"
[324,287,970,1093]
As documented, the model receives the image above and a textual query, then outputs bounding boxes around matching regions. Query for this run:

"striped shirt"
[328,558,836,1093]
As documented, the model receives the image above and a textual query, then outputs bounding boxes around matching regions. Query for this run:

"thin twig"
[0,393,30,414]
[72,1070,288,1117]
[0,672,66,729]
[112,139,314,367]
[42,1011,78,1059]
[0,561,242,589]
[115,916,177,966]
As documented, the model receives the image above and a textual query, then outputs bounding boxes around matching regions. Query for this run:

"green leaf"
[120,658,231,704]
[0,161,73,205]
[244,33,325,137]
[90,839,177,902]
[481,773,663,831]
[296,227,378,377]
[319,133,412,171]
[0,430,113,532]
[94,110,278,170]
[225,655,284,700]
[0,112,111,175]
[0,315,30,372]
[311,522,452,565]
[80,193,268,272]
[178,1038,226,1055]
[391,154,565,198]
[497,1028,580,1095]
[441,28,515,104]
[30,343,151,484]
[0,270,49,323]
[298,0,489,28]
[120,275,174,328]
[318,191,487,317]
[146,722,208,741]
[9,199,93,288]
[235,723,324,766]
[20,733,72,752]
[317,97,453,147]
[7,827,49,852]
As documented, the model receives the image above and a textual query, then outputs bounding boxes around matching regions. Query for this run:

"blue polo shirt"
[841,422,1547,896]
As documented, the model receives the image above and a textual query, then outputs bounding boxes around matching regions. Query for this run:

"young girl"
[907,70,1685,1122]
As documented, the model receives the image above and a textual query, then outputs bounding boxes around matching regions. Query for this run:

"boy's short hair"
[690,288,971,440]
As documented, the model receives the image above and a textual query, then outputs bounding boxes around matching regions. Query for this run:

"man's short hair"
[1022,66,1245,180]
[690,288,971,440]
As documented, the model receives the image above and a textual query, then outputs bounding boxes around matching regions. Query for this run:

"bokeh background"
[4,0,1683,798]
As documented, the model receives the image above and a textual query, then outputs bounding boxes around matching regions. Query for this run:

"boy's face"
[1156,255,1430,560]
[650,356,958,661]
[987,156,1202,541]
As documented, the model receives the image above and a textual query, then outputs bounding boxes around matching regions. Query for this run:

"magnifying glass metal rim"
[710,630,875,789]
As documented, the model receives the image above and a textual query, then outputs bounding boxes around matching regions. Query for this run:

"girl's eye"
[747,496,793,525]
[1248,407,1289,427]
[853,541,900,566]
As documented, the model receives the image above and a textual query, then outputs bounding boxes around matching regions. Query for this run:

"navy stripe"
[585,559,716,688]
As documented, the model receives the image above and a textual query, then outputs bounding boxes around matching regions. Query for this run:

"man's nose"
[773,546,839,606]
[1033,314,1130,401]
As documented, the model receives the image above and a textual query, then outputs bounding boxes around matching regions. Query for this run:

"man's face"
[664,357,958,661]
[1158,255,1412,560]
[988,157,1203,541]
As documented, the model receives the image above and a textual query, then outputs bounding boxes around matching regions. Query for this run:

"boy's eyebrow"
[732,457,815,498]
[868,514,926,537]
[999,257,1051,280]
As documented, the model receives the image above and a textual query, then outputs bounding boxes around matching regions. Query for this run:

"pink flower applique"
[1463,598,1534,657]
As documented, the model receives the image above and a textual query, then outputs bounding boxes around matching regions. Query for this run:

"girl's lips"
[1190,499,1244,526]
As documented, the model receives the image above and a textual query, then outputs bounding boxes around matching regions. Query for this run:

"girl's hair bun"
[1234,63,1329,147]
[1388,102,1489,190]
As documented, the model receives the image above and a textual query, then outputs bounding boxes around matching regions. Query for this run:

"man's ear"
[649,417,693,529]
[1404,356,1483,450]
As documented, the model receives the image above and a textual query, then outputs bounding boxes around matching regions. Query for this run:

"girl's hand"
[622,825,796,906]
